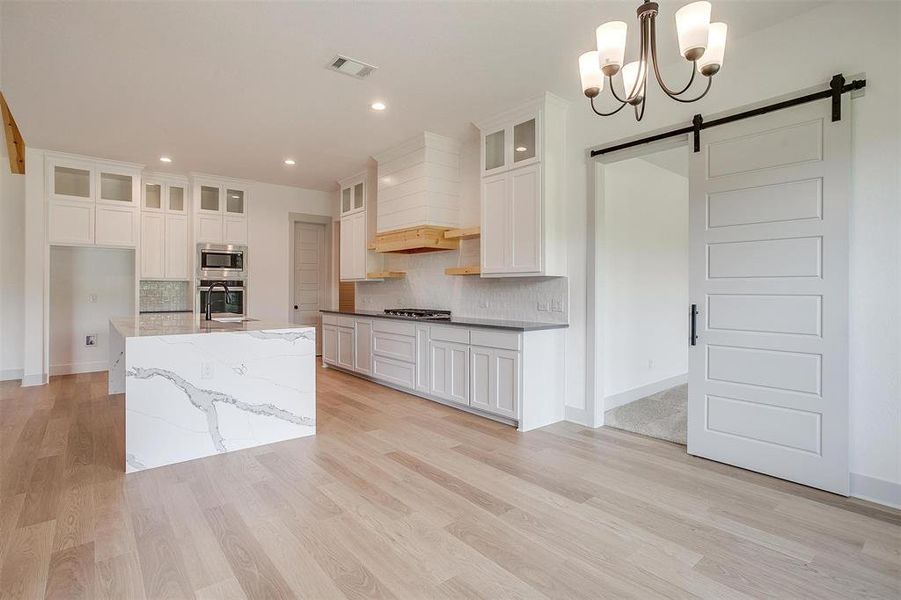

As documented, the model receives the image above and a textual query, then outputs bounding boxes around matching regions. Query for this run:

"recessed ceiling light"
[284,159,296,165]
[515,146,527,152]
[159,156,172,163]
[370,102,387,111]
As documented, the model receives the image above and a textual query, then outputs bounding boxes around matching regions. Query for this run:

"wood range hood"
[370,225,459,254]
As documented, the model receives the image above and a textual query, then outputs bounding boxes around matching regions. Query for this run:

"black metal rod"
[590,76,866,157]
[689,304,698,346]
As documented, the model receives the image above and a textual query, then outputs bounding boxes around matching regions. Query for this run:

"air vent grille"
[327,55,377,79]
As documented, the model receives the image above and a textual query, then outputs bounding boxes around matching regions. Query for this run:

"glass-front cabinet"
[98,170,136,204]
[338,174,365,217]
[52,164,92,201]
[143,182,163,211]
[225,188,245,215]
[199,185,221,213]
[168,185,186,212]
[480,111,540,176]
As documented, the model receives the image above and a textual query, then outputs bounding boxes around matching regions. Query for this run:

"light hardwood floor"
[0,365,898,599]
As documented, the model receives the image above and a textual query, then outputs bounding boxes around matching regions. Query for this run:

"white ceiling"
[1,1,821,191]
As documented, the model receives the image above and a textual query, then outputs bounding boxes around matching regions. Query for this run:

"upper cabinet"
[140,175,191,280]
[47,154,141,248]
[339,174,365,217]
[475,93,567,278]
[192,175,250,244]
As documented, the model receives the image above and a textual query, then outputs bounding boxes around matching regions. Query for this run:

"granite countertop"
[111,313,311,338]
[321,309,568,332]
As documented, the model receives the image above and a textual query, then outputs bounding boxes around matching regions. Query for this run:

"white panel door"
[141,213,165,278]
[354,320,373,375]
[223,216,247,244]
[688,95,851,495]
[294,222,325,354]
[95,205,137,247]
[508,164,540,273]
[336,327,354,370]
[197,214,222,243]
[165,215,189,279]
[351,212,367,279]
[48,200,94,245]
[470,346,519,419]
[339,216,353,281]
[322,325,337,365]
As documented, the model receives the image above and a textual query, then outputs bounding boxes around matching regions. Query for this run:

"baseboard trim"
[851,472,901,509]
[0,368,23,382]
[21,372,48,387]
[604,373,688,412]
[565,405,593,427]
[49,361,109,377]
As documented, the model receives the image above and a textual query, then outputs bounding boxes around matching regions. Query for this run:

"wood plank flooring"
[0,365,898,599]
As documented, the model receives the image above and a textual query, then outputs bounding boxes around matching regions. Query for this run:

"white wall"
[49,246,134,375]
[565,2,900,500]
[247,181,334,322]
[603,156,688,403]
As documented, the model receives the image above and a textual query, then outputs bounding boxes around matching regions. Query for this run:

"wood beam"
[0,91,25,174]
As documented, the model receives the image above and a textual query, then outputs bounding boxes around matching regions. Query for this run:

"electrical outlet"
[550,299,563,312]
[201,362,214,379]
[88,294,98,303]
[478,300,489,309]
[537,301,548,311]
[85,335,97,347]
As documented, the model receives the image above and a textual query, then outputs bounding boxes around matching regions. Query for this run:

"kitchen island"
[110,313,316,473]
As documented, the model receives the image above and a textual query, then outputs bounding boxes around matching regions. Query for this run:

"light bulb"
[621,61,645,102]
[578,51,604,98]
[697,22,727,76]
[595,21,627,76]
[675,1,711,61]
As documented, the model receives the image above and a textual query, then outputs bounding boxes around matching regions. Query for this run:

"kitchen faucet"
[204,281,232,321]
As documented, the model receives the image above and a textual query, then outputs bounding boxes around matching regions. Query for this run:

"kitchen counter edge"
[320,310,568,332]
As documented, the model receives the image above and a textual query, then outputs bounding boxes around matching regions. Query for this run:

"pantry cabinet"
[476,93,567,277]
[192,175,249,244]
[47,155,141,248]
[140,177,191,280]
[338,168,381,281]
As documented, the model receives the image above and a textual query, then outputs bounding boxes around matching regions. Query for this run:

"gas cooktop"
[383,308,451,320]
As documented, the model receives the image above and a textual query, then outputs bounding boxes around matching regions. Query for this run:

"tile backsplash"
[139,280,193,313]
[355,242,568,323]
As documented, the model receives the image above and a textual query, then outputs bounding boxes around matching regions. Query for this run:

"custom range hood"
[371,132,462,253]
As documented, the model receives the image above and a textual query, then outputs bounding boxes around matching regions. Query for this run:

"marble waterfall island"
[110,314,316,472]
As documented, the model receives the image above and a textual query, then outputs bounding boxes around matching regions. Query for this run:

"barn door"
[688,94,851,494]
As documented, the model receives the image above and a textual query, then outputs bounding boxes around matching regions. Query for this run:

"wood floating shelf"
[445,266,481,276]
[443,226,481,240]
[366,271,406,279]
[372,226,459,254]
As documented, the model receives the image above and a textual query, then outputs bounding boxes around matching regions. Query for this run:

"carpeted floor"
[604,383,687,445]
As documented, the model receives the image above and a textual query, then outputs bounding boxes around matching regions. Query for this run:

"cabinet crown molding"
[42,149,145,171]
[473,91,569,130]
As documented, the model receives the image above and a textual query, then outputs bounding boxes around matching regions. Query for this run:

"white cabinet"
[140,176,191,280]
[354,319,373,375]
[193,176,249,244]
[338,167,381,281]
[339,175,366,216]
[415,325,430,392]
[322,325,337,364]
[476,93,567,277]
[339,210,369,281]
[429,340,470,406]
[470,346,520,419]
[337,326,355,370]
[47,155,141,248]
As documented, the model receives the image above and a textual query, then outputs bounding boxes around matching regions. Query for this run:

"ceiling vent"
[327,55,377,79]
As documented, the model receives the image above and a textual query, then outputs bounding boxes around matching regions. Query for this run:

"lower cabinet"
[336,326,354,370]
[470,346,520,420]
[415,325,430,393]
[372,355,416,389]
[429,340,470,406]
[322,324,337,364]
[354,319,373,375]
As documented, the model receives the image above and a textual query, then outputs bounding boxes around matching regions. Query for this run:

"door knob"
[294,305,298,310]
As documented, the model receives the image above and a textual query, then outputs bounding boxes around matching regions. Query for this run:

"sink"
[211,316,258,323]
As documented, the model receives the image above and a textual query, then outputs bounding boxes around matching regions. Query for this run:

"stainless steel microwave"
[197,243,247,279]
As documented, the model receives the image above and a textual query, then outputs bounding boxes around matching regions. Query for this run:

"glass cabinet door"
[168,186,185,212]
[99,172,134,203]
[225,189,245,215]
[353,182,364,211]
[484,129,505,171]
[144,183,162,210]
[200,185,220,212]
[53,165,92,200]
[341,187,352,214]
[513,118,537,164]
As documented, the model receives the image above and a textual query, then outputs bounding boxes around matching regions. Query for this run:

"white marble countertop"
[111,313,306,338]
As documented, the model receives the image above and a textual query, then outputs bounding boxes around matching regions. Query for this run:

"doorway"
[599,145,690,444]
[291,219,329,355]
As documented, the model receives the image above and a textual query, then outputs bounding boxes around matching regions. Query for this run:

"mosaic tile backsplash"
[355,241,568,323]
[139,280,193,313]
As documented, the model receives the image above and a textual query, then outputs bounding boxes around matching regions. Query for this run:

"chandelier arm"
[648,17,699,98]
[590,95,628,117]
[607,75,630,104]
[664,75,712,103]
[634,87,647,122]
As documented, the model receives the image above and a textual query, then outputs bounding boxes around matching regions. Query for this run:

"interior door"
[688,95,851,494]
[294,222,325,354]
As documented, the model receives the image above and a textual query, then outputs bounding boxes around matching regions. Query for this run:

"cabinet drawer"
[372,319,416,337]
[429,325,470,344]
[470,329,522,351]
[372,355,415,390]
[322,313,355,328]
[372,331,416,362]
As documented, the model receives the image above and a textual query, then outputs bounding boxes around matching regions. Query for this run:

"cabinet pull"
[689,304,698,346]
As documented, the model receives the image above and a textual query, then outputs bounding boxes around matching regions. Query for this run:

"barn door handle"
[689,304,698,346]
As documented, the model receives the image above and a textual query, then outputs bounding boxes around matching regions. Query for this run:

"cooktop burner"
[384,308,451,320]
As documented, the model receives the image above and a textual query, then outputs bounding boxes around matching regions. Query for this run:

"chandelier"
[578,1,727,121]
